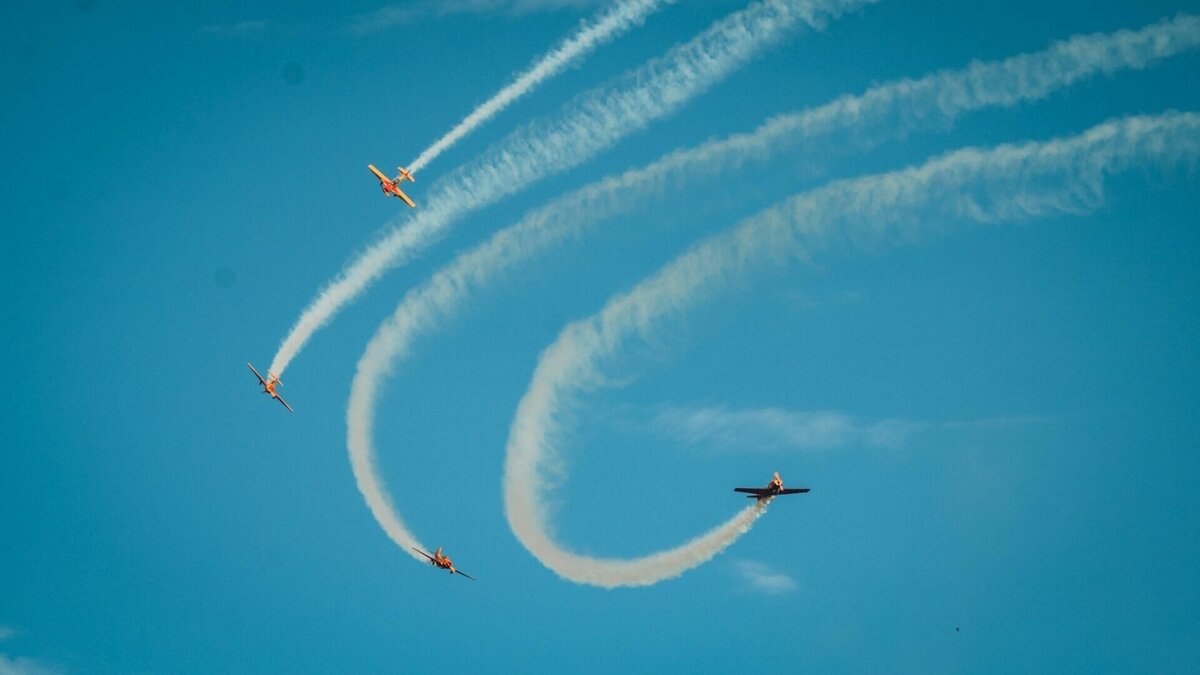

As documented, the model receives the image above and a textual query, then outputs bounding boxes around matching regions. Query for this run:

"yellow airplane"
[368,163,416,208]
[412,546,476,581]
[247,362,293,412]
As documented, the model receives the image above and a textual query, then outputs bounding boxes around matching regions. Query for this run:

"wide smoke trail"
[408,0,673,173]
[332,0,876,561]
[343,16,1199,570]
[270,0,875,378]
[504,112,1200,587]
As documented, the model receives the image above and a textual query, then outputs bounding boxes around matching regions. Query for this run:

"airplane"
[246,362,294,412]
[733,471,809,501]
[368,163,417,208]
[411,546,476,581]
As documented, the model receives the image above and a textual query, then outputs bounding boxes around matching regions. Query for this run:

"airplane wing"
[411,547,436,563]
[275,395,294,413]
[393,188,416,208]
[247,362,267,386]
[368,164,389,183]
[454,569,477,581]
[779,488,810,494]
[733,487,770,496]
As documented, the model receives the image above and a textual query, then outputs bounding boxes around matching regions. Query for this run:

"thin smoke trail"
[270,0,875,377]
[342,17,1198,568]
[504,112,1200,586]
[409,0,673,173]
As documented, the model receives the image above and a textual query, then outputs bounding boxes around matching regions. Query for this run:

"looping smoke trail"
[334,0,875,561]
[511,499,773,588]
[270,0,874,377]
[504,112,1200,587]
[341,17,1198,573]
[409,0,673,173]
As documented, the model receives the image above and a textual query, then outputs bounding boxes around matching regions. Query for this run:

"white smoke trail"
[408,0,672,173]
[654,12,1200,182]
[342,17,1199,568]
[510,499,772,587]
[504,112,1200,586]
[334,0,876,560]
[271,0,875,377]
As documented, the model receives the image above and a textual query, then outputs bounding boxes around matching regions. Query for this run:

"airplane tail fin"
[396,165,415,183]
[269,371,283,386]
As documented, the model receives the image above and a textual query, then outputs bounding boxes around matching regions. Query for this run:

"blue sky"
[3,0,1199,672]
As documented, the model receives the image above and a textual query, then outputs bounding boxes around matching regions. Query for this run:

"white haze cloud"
[655,405,925,450]
[348,0,610,34]
[0,655,61,675]
[502,112,1200,587]
[272,0,873,377]
[734,560,798,594]
[339,17,1199,578]
[652,405,1051,452]
[0,629,61,675]
[197,19,272,38]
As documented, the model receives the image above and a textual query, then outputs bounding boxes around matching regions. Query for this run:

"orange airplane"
[733,471,809,501]
[412,546,476,581]
[247,362,294,412]
[368,163,417,208]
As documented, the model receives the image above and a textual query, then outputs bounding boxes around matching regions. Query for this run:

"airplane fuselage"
[261,378,283,403]
[411,545,474,580]
[247,362,293,412]
[261,379,281,399]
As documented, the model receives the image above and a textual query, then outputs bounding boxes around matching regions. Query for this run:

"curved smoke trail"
[270,0,876,377]
[504,112,1200,586]
[331,0,876,559]
[408,0,673,173]
[342,17,1199,569]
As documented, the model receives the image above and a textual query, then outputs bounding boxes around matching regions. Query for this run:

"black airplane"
[734,472,809,500]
